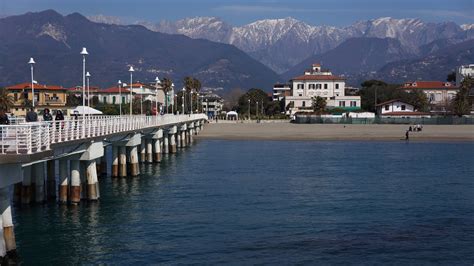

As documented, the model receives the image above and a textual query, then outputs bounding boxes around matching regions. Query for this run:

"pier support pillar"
[46,160,56,200]
[169,134,177,153]
[146,139,153,163]
[86,160,99,200]
[33,162,45,203]
[181,130,186,147]
[163,133,169,154]
[177,132,182,148]
[119,146,127,177]
[140,142,146,163]
[21,166,32,204]
[70,160,81,204]
[129,146,140,176]
[58,160,68,204]
[112,146,119,177]
[0,187,16,257]
[153,139,161,162]
[100,152,108,177]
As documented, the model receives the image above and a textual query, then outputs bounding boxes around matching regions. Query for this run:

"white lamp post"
[190,90,193,115]
[118,80,122,116]
[86,71,91,107]
[181,87,185,114]
[128,66,134,115]
[28,57,36,109]
[155,76,160,116]
[80,47,88,137]
[140,85,143,115]
[248,99,250,120]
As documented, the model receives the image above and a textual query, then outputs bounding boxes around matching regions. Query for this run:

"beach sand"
[196,121,474,141]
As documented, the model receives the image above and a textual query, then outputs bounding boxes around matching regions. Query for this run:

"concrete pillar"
[80,162,87,200]
[146,139,153,163]
[181,131,186,147]
[112,146,119,177]
[140,142,146,163]
[0,187,16,257]
[86,160,99,200]
[153,139,161,162]
[70,160,81,204]
[21,166,32,204]
[58,160,68,204]
[119,146,127,177]
[100,152,108,177]
[46,160,56,200]
[177,132,182,148]
[163,133,169,154]
[129,146,140,176]
[169,134,177,153]
[188,129,193,144]
[33,162,45,203]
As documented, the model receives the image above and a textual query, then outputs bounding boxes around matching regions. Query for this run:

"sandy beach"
[196,121,474,141]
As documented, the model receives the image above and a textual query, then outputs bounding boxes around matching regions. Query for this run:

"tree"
[66,92,81,107]
[447,71,456,82]
[0,88,13,112]
[237,88,269,118]
[359,80,405,112]
[311,96,327,114]
[406,90,429,112]
[223,88,244,111]
[452,76,473,116]
[161,78,172,113]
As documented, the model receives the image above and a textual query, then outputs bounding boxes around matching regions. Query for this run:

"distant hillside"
[374,39,474,83]
[282,37,414,85]
[0,10,279,91]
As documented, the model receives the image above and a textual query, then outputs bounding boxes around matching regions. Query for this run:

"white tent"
[72,106,103,115]
[226,111,239,120]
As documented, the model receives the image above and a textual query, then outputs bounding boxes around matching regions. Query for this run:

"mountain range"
[0,10,279,90]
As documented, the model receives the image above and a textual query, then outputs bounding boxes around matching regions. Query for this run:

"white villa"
[285,63,361,114]
[376,99,429,118]
[456,64,474,86]
[400,81,458,106]
[96,87,134,104]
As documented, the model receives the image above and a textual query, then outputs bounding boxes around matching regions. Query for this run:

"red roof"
[291,75,344,81]
[7,82,66,91]
[312,63,321,67]
[376,99,407,106]
[401,81,458,90]
[97,87,132,94]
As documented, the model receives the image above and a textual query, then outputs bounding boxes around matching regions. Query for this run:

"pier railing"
[0,114,206,155]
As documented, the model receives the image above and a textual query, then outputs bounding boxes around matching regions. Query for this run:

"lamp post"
[197,93,200,113]
[118,80,122,116]
[128,66,134,115]
[28,57,36,109]
[248,99,250,120]
[174,95,177,114]
[80,47,88,137]
[206,99,209,118]
[190,90,193,115]
[155,77,160,116]
[86,71,91,107]
[181,87,185,115]
[140,85,143,115]
[256,101,259,119]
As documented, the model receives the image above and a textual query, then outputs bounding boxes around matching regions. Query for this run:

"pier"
[0,114,207,259]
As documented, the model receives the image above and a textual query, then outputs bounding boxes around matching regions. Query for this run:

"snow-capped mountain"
[141,16,467,73]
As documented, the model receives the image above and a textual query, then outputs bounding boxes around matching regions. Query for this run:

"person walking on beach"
[405,130,409,141]
[25,108,38,122]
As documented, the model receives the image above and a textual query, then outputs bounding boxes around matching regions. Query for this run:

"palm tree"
[161,78,172,114]
[0,88,14,112]
[312,96,327,114]
[192,78,202,112]
[183,77,194,113]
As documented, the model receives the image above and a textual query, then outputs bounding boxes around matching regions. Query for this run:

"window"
[401,105,406,110]
[309,84,315,89]
[122,97,125,104]
[316,84,322,89]
[351,101,357,107]
[429,93,435,101]
[297,84,304,90]
[302,101,306,107]
[324,84,328,89]
[335,84,339,89]
[385,105,389,111]
[298,94,302,97]
[103,97,107,103]
[339,101,346,107]
[113,96,116,104]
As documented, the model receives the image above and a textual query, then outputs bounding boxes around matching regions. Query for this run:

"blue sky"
[2,0,473,26]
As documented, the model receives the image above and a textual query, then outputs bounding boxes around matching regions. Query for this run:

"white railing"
[0,114,206,155]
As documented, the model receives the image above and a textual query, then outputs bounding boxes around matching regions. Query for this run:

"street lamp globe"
[28,57,35,65]
[80,47,88,55]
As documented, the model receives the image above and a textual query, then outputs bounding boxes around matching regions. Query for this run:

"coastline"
[196,121,474,141]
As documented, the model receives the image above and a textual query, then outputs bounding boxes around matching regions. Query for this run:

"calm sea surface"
[13,140,474,264]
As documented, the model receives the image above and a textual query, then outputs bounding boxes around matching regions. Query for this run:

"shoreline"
[196,122,474,142]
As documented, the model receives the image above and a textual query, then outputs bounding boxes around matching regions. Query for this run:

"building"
[201,91,223,118]
[400,81,458,108]
[284,63,361,114]
[96,87,134,105]
[456,64,474,86]
[6,82,68,116]
[272,83,292,101]
[376,99,429,118]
